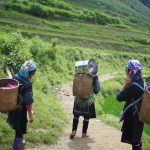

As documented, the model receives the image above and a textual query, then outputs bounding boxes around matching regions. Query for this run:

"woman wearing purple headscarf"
[7,60,36,150]
[116,60,145,150]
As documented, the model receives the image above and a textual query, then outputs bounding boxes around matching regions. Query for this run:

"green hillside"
[0,0,150,149]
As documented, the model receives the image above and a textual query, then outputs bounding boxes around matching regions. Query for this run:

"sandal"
[70,131,76,139]
[82,133,89,138]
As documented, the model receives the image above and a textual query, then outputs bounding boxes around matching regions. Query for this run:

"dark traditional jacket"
[7,73,34,134]
[73,75,100,118]
[116,79,144,144]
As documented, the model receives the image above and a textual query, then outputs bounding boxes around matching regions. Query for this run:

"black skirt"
[7,102,28,135]
[121,106,144,144]
[73,96,96,118]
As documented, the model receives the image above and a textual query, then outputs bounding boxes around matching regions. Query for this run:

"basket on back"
[73,74,93,98]
[139,86,150,125]
[0,79,19,112]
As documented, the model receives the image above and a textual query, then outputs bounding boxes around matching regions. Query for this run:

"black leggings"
[72,115,89,134]
[15,131,23,138]
[132,142,142,150]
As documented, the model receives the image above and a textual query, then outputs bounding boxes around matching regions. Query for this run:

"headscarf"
[126,60,142,81]
[19,60,36,78]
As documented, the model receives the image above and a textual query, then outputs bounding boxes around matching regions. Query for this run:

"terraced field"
[0,0,150,149]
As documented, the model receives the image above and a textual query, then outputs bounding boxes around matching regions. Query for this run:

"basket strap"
[132,81,147,91]
[131,81,148,121]
[120,82,146,122]
[121,97,141,117]
[16,84,24,109]
[132,82,145,91]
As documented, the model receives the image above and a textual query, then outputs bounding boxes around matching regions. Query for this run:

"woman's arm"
[93,75,100,94]
[23,86,34,123]
[26,104,33,123]
[116,83,135,102]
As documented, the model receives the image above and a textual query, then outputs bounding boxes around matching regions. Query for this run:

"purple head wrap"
[126,60,142,81]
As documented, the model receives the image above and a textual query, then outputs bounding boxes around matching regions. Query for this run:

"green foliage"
[0,87,68,145]
[34,0,73,11]
[0,31,31,73]
[124,37,150,45]
[3,0,121,25]
[100,78,123,97]
[0,32,68,146]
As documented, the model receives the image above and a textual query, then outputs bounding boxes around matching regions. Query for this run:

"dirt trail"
[27,73,131,150]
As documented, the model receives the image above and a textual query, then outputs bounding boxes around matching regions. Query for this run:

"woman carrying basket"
[7,60,36,150]
[70,75,100,139]
[116,60,145,150]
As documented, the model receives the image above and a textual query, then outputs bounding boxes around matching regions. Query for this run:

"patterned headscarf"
[126,60,142,81]
[19,60,36,78]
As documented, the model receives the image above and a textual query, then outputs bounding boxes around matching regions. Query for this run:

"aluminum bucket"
[75,59,98,75]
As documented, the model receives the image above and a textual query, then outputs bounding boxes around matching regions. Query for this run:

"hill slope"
[0,0,150,149]
[0,0,150,53]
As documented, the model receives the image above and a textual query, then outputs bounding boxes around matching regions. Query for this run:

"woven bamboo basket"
[73,74,93,98]
[0,79,19,112]
[139,86,150,124]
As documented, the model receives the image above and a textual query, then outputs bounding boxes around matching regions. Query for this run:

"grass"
[3,0,120,25]
[64,0,150,29]
[0,84,68,147]
[0,9,150,52]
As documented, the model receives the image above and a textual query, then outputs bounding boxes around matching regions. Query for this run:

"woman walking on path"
[116,60,145,150]
[70,75,100,139]
[7,60,36,150]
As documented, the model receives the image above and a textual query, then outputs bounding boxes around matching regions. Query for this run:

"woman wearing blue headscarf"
[116,60,145,150]
[7,60,36,150]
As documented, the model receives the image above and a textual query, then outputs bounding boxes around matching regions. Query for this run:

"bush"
[36,0,73,11]
[4,1,121,25]
[29,3,44,17]
[0,32,32,73]
[4,2,28,13]
[124,37,150,45]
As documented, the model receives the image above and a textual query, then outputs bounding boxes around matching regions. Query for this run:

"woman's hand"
[123,76,131,88]
[28,111,34,123]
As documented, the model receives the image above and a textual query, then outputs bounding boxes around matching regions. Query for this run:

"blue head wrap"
[19,60,36,78]
[126,60,142,81]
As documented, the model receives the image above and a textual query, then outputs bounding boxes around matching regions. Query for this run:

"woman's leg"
[82,116,89,138]
[72,115,79,132]
[132,142,142,150]
[70,115,79,139]
[13,131,23,150]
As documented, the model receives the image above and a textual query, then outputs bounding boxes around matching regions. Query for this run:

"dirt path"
[27,73,131,150]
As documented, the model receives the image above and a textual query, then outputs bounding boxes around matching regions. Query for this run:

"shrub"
[36,0,73,11]
[0,32,32,73]
[3,1,121,25]
[124,37,150,45]
[4,2,29,13]
[29,3,44,17]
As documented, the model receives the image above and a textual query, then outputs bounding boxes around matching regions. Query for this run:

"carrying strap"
[16,84,24,110]
[132,81,147,119]
[121,81,146,119]
[121,96,142,117]
[132,81,147,92]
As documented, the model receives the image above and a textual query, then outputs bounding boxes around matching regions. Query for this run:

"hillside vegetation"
[0,0,150,149]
